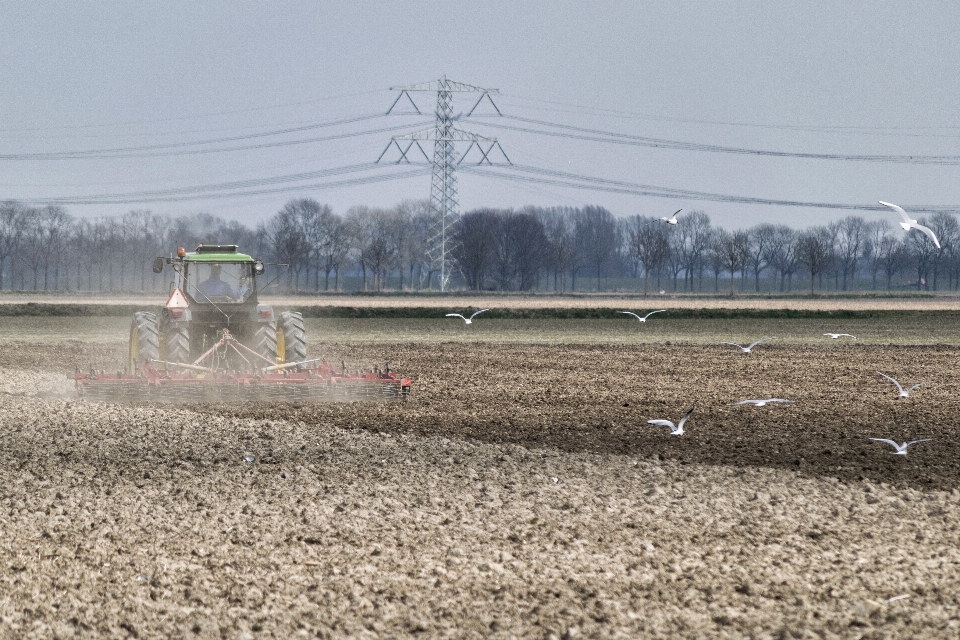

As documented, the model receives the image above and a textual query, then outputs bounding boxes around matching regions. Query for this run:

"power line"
[499,93,960,138]
[460,163,960,213]
[14,163,430,205]
[470,115,960,166]
[0,88,390,134]
[0,116,433,160]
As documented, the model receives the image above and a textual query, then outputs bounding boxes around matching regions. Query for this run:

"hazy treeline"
[0,198,957,293]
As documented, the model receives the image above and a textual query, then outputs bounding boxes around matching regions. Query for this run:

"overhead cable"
[460,164,959,213]
[471,115,960,166]
[0,115,432,160]
[18,165,430,206]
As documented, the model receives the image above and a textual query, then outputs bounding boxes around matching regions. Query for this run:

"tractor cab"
[156,244,265,307]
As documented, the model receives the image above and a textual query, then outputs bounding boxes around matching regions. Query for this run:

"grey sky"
[1,1,959,229]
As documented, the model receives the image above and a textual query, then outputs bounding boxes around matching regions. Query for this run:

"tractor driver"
[197,264,236,299]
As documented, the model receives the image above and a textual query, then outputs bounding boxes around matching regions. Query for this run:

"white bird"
[647,406,695,436]
[824,333,856,339]
[721,338,774,353]
[658,209,682,225]
[879,201,941,249]
[869,438,931,455]
[445,309,489,325]
[618,309,666,323]
[730,399,792,407]
[877,372,925,398]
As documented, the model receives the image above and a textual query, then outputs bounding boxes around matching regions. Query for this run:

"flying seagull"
[618,310,666,323]
[824,333,856,339]
[879,201,941,249]
[658,209,682,225]
[869,438,931,455]
[445,309,489,325]
[730,399,792,407]
[721,338,775,353]
[877,372,924,398]
[647,406,695,436]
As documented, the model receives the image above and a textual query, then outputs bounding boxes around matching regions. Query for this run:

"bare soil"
[1,339,959,637]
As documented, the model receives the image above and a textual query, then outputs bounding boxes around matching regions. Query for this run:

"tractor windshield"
[187,262,254,303]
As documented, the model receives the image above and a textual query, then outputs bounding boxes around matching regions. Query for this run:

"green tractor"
[129,244,306,374]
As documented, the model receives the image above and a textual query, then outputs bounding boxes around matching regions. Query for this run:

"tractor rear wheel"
[161,317,190,367]
[129,312,160,374]
[253,321,279,366]
[278,311,307,364]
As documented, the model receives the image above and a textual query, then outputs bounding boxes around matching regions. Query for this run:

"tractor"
[75,244,411,402]
[130,243,304,373]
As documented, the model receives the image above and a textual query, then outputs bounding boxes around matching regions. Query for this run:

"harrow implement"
[76,328,411,403]
[75,361,411,403]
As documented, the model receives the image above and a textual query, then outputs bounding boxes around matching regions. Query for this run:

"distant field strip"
[4,293,960,312]
[4,315,960,346]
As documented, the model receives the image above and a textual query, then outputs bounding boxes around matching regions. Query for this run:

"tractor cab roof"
[184,244,254,262]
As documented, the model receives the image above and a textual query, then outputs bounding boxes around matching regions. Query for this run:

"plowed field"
[1,334,959,638]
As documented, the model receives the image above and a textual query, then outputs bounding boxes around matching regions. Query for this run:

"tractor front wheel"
[278,311,307,364]
[161,317,190,367]
[129,312,160,374]
[253,321,279,366]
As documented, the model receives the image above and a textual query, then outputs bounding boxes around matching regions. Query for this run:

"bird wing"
[768,398,792,403]
[643,310,667,320]
[879,201,913,225]
[870,438,900,448]
[647,419,676,428]
[840,334,856,338]
[731,400,758,405]
[720,342,745,349]
[907,382,925,392]
[468,309,490,320]
[445,313,466,321]
[618,311,642,321]
[824,333,838,338]
[906,439,932,446]
[676,406,695,429]
[913,223,942,249]
[877,372,904,394]
[747,338,773,349]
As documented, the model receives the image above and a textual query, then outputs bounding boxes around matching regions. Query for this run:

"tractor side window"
[190,263,253,302]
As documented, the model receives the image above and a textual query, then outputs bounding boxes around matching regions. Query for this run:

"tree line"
[0,198,956,294]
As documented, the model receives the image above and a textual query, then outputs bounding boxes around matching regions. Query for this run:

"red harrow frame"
[75,329,411,403]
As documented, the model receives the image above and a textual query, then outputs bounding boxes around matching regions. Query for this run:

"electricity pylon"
[378,76,510,291]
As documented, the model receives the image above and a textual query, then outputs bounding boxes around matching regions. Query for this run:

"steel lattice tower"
[379,76,509,291]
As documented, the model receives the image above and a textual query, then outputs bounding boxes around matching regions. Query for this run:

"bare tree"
[925,212,958,290]
[0,201,28,290]
[347,206,397,291]
[877,235,910,289]
[715,230,750,296]
[401,201,432,290]
[539,208,577,292]
[626,217,669,296]
[764,225,799,291]
[676,210,712,292]
[834,216,867,291]
[512,212,548,291]
[574,206,619,291]
[903,218,939,290]
[796,226,835,294]
[864,220,893,290]
[747,223,776,292]
[454,209,498,290]
[266,204,311,290]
